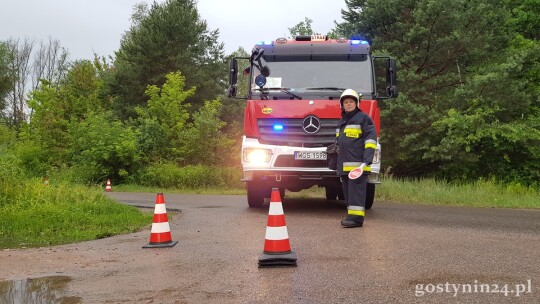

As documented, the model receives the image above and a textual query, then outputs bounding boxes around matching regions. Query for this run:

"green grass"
[117,177,539,209]
[114,184,246,195]
[376,177,539,209]
[0,179,153,249]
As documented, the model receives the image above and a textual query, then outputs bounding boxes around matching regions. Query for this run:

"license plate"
[294,151,327,160]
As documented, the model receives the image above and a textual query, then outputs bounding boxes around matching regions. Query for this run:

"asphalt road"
[108,192,540,303]
[1,192,539,303]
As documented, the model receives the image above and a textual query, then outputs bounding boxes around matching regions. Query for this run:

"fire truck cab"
[228,35,397,208]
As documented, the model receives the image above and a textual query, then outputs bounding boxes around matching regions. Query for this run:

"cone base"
[142,240,178,248]
[258,251,297,267]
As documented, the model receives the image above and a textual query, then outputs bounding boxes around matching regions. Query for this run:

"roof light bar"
[351,40,369,45]
[256,40,273,46]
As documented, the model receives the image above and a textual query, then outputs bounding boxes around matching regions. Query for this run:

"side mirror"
[386,58,398,97]
[227,59,238,97]
[373,56,398,99]
[229,59,238,86]
[227,56,250,99]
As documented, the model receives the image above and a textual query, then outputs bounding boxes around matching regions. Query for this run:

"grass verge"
[376,177,539,209]
[0,179,152,249]
[114,184,245,195]
[288,178,538,209]
[154,177,540,209]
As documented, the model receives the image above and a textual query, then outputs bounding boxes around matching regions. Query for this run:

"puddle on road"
[0,275,81,304]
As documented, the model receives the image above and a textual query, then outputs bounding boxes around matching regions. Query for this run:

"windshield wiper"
[305,87,347,91]
[257,87,302,100]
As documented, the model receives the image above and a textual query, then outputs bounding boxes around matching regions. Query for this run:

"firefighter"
[336,89,377,228]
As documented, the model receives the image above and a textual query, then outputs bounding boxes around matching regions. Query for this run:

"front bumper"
[241,136,381,184]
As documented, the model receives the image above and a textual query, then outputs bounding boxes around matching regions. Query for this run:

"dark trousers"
[341,174,368,209]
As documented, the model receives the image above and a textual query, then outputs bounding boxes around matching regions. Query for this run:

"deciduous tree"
[288,17,314,37]
[5,38,34,127]
[0,42,13,121]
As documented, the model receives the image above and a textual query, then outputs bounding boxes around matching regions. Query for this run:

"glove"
[326,143,339,170]
[325,143,338,155]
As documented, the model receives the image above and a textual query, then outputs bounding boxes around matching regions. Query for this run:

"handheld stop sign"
[348,164,365,180]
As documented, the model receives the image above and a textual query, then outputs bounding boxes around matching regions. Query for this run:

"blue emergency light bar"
[256,41,273,46]
[351,40,369,45]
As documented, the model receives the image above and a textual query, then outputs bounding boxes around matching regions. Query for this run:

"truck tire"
[247,182,270,208]
[337,188,345,200]
[325,186,339,200]
[365,183,375,209]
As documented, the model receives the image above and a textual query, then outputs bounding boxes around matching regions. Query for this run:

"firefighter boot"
[341,215,364,228]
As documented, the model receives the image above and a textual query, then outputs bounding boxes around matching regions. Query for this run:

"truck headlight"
[243,148,272,164]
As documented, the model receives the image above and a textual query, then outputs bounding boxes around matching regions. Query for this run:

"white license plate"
[294,151,327,160]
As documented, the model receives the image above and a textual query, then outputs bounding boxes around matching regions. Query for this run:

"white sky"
[0,0,347,60]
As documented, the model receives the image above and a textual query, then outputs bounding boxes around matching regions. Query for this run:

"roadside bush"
[0,154,24,207]
[0,179,152,248]
[136,163,243,189]
[67,111,139,183]
[178,98,235,166]
[0,123,15,145]
[11,139,50,178]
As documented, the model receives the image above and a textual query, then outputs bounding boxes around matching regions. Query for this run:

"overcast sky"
[0,0,347,61]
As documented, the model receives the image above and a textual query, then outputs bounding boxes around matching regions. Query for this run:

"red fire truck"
[228,35,397,208]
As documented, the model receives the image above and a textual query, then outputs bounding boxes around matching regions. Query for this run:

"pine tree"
[108,0,226,120]
[337,0,539,184]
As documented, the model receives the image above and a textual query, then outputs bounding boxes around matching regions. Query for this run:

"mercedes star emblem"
[302,116,321,134]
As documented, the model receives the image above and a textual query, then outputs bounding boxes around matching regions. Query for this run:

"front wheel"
[365,183,375,209]
[337,187,345,200]
[246,182,271,208]
[325,186,339,200]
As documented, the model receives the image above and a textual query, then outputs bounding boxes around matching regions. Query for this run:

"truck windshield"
[250,59,373,98]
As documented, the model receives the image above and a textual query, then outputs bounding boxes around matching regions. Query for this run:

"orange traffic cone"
[143,193,178,248]
[43,177,49,187]
[105,179,112,192]
[258,188,297,267]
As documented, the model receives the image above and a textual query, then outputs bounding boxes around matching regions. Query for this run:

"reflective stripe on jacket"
[336,110,377,175]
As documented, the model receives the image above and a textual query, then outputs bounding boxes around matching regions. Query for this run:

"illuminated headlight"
[373,148,381,163]
[243,148,272,163]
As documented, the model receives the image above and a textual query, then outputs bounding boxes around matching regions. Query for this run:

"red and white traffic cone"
[105,179,112,192]
[258,188,297,267]
[143,193,178,248]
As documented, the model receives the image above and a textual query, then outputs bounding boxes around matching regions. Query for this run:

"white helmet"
[340,89,362,106]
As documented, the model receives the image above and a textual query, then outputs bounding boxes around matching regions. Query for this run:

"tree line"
[336,0,539,186]
[0,0,240,184]
[0,0,538,187]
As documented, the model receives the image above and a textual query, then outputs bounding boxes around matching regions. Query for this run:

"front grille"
[274,155,328,168]
[258,118,339,147]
